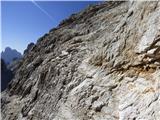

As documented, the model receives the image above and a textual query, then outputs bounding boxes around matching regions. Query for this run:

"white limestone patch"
[135,9,160,53]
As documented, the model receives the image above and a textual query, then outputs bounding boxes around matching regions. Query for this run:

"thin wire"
[31,0,55,22]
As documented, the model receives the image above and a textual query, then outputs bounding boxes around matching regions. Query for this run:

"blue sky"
[1,1,102,53]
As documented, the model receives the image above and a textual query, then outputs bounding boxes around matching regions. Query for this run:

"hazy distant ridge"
[1,47,22,64]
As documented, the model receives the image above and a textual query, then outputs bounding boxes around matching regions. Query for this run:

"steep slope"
[1,1,160,120]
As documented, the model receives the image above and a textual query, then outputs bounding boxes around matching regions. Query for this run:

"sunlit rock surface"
[1,1,160,120]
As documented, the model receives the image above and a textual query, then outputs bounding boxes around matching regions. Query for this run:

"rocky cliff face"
[1,1,160,120]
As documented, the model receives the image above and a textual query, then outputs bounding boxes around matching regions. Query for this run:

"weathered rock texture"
[1,1,160,120]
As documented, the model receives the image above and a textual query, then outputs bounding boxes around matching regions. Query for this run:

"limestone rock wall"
[1,1,160,120]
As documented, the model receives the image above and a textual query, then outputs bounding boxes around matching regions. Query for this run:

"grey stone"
[1,1,160,120]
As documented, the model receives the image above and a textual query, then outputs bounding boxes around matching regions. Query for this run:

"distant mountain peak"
[1,47,22,64]
[5,47,12,51]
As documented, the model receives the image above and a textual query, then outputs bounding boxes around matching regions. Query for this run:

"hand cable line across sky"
[31,0,56,22]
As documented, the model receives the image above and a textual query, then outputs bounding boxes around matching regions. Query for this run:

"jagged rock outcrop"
[1,1,160,120]
[23,42,35,55]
